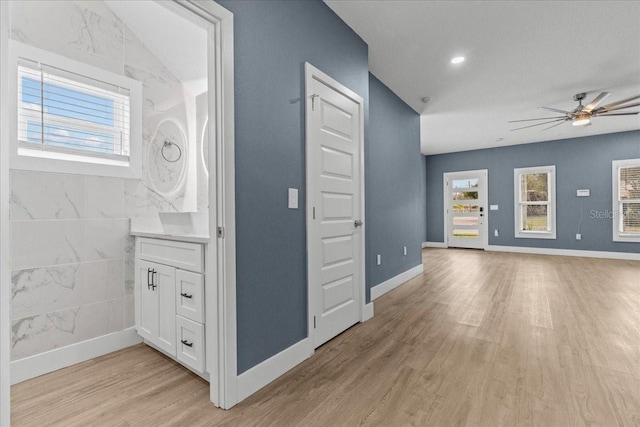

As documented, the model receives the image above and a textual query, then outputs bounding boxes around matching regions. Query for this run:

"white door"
[306,64,364,349]
[444,170,488,249]
[155,263,177,356]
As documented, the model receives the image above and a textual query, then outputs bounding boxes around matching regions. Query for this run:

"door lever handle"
[354,219,363,228]
[181,339,193,348]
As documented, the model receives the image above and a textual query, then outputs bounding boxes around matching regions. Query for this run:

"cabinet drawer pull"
[180,292,193,299]
[181,339,193,347]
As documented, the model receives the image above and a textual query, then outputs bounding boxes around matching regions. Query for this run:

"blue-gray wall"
[218,0,369,374]
[367,74,425,301]
[426,130,640,253]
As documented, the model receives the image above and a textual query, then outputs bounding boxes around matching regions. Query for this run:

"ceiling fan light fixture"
[451,56,465,64]
[572,114,591,127]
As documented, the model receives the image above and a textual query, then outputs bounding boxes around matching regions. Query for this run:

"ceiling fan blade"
[600,102,640,113]
[510,118,566,131]
[583,92,611,112]
[542,121,567,131]
[508,116,566,123]
[541,106,571,114]
[598,95,640,111]
[595,112,639,117]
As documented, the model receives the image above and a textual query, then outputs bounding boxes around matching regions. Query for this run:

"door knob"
[354,219,363,227]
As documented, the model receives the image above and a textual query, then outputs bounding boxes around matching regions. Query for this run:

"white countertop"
[130,230,210,244]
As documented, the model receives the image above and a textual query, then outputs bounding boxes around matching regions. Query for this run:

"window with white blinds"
[613,159,640,242]
[17,60,130,161]
[10,41,142,178]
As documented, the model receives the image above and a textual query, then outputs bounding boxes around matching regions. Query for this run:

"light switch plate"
[577,189,590,197]
[288,188,298,209]
[490,205,499,211]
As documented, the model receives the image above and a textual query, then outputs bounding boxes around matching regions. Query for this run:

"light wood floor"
[11,249,640,426]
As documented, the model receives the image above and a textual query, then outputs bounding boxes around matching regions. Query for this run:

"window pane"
[622,202,640,233]
[521,172,548,202]
[620,166,640,200]
[453,217,479,226]
[453,204,479,213]
[452,191,478,200]
[453,229,479,238]
[521,204,548,231]
[452,178,478,189]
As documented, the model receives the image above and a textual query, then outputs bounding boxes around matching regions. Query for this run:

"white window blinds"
[17,58,131,162]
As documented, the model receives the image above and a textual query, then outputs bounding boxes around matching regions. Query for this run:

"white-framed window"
[612,158,640,243]
[514,165,556,239]
[9,41,142,178]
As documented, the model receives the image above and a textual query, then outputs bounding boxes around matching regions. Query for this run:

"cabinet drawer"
[176,315,205,373]
[176,270,204,323]
[136,237,203,273]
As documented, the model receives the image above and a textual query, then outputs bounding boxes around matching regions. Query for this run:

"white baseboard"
[237,338,312,403]
[11,328,142,385]
[370,264,424,301]
[487,245,640,261]
[423,241,446,248]
[362,302,374,322]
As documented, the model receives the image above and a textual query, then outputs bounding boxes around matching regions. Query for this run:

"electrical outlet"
[576,233,581,240]
[376,254,381,265]
[403,246,407,256]
[494,229,499,237]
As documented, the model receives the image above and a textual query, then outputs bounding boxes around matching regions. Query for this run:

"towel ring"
[161,140,182,163]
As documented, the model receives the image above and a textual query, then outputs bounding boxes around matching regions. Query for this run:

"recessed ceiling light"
[451,56,465,64]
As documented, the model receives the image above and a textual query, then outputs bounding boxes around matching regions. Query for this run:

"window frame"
[8,41,142,178]
[513,165,557,239]
[612,158,640,243]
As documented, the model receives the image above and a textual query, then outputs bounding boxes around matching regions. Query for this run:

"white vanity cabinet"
[134,237,207,376]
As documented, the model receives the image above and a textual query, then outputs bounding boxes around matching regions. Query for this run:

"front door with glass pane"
[444,170,488,249]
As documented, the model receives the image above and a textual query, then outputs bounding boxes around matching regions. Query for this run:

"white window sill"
[613,234,640,243]
[515,231,557,240]
[11,147,141,179]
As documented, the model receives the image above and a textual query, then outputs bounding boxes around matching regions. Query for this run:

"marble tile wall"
[10,171,132,360]
[8,0,207,361]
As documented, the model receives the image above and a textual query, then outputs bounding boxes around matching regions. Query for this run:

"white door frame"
[171,0,236,409]
[0,0,237,418]
[304,62,366,350]
[1,1,11,424]
[443,169,489,250]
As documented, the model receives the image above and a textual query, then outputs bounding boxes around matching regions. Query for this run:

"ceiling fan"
[509,92,640,131]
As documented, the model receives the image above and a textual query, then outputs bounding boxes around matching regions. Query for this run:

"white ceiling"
[325,1,640,155]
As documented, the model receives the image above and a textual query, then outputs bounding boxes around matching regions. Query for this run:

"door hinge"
[217,226,225,238]
[313,316,316,329]
[311,94,319,111]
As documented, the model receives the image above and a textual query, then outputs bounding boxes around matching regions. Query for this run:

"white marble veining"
[10,0,124,74]
[149,120,187,195]
[10,171,124,221]
[124,294,135,329]
[12,258,124,320]
[11,219,128,271]
[11,298,125,360]
[124,235,135,295]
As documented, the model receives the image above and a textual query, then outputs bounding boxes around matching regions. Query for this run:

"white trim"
[167,0,236,409]
[304,63,366,349]
[1,2,11,424]
[612,158,640,243]
[10,328,142,385]
[443,169,488,249]
[237,338,313,402]
[514,165,557,240]
[370,264,424,301]
[487,245,640,261]
[424,241,446,248]
[362,302,374,321]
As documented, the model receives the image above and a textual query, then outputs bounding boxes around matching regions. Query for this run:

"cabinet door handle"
[147,268,152,290]
[180,292,193,299]
[151,270,157,290]
[181,339,193,347]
